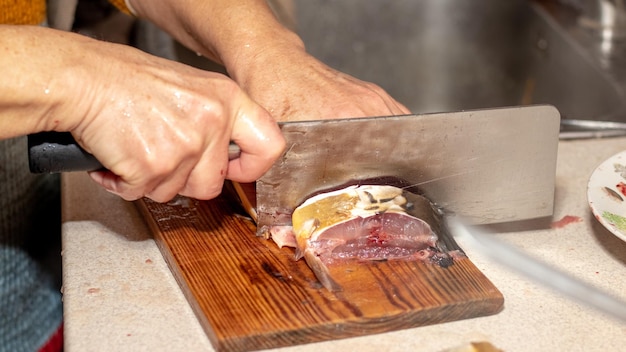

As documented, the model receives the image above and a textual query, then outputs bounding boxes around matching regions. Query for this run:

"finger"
[144,160,196,202]
[178,147,230,200]
[89,170,147,201]
[390,98,411,115]
[226,98,285,182]
[364,82,411,115]
[88,157,178,202]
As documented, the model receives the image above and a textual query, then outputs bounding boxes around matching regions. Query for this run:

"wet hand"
[234,47,410,122]
[64,41,284,202]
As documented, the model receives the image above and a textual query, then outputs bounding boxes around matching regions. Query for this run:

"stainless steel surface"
[576,0,626,41]
[295,0,626,122]
[447,217,626,323]
[256,105,560,231]
[540,0,626,92]
[560,118,626,138]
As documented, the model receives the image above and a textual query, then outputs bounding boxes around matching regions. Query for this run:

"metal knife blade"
[447,217,626,323]
[256,105,561,231]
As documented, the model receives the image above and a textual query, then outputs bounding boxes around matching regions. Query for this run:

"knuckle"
[273,138,287,159]
[183,182,223,200]
[147,191,176,203]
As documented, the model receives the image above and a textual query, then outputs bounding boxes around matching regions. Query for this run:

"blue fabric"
[0,248,63,352]
[0,137,63,351]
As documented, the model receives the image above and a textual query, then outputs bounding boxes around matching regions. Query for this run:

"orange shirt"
[0,0,131,25]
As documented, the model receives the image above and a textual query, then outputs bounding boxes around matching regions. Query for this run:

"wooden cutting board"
[136,191,504,352]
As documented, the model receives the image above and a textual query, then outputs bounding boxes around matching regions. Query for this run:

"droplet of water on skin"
[122,99,134,118]
[173,91,184,110]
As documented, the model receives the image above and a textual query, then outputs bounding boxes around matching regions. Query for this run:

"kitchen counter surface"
[62,137,626,351]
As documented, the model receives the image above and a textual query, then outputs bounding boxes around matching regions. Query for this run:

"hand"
[234,47,411,122]
[125,0,410,122]
[60,35,284,202]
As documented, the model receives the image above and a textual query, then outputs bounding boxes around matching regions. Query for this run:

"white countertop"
[62,138,626,352]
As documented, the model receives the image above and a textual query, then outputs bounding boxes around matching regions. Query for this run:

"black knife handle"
[28,132,103,173]
[28,131,242,174]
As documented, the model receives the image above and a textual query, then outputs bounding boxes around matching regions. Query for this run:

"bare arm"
[0,25,284,201]
[128,0,411,121]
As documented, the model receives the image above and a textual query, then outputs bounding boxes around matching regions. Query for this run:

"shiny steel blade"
[256,105,560,232]
[447,217,626,323]
[560,119,626,140]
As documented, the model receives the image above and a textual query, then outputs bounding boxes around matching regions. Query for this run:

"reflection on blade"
[447,217,626,323]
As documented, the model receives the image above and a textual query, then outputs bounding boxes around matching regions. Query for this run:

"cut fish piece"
[279,184,462,291]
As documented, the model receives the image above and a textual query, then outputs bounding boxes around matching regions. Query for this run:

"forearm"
[127,0,304,81]
[0,25,88,138]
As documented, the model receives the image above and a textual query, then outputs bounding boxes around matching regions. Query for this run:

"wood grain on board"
[136,191,503,352]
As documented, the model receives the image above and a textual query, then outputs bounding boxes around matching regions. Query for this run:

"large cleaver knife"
[29,105,560,227]
[256,105,560,230]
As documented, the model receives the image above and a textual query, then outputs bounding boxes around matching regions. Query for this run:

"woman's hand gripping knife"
[127,0,411,122]
[0,25,285,202]
[119,0,410,220]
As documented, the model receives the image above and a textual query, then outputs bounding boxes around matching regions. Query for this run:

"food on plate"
[268,184,463,291]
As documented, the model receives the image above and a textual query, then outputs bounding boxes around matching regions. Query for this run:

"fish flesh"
[269,184,463,291]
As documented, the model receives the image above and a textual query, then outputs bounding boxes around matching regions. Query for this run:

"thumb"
[226,99,285,182]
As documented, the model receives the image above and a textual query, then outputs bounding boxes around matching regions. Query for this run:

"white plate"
[588,150,626,242]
